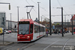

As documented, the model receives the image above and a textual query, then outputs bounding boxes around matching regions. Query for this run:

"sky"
[0,0,75,23]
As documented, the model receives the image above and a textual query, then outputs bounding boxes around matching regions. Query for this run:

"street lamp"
[0,2,11,44]
[0,2,11,10]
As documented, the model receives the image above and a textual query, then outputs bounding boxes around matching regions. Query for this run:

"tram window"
[40,27,44,32]
[19,24,29,34]
[34,25,39,33]
[30,24,33,34]
[44,28,45,32]
[40,27,42,32]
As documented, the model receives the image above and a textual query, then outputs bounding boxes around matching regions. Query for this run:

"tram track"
[20,43,35,50]
[1,42,31,50]
[1,42,18,50]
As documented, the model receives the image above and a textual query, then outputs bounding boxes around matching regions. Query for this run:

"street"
[0,33,17,42]
[0,33,75,50]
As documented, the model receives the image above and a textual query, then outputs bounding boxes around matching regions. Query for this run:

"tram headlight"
[27,36,30,39]
[18,36,20,38]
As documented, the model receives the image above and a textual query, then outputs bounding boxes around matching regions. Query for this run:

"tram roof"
[20,19,45,27]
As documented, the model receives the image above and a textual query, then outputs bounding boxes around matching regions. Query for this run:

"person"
[58,29,60,34]
[46,29,48,36]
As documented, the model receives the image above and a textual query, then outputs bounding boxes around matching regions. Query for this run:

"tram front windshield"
[19,22,29,35]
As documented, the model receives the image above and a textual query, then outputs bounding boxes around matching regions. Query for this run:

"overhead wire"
[33,8,37,13]
[31,0,37,5]
[31,0,48,12]
[57,0,68,14]
[25,0,30,5]
[25,0,48,15]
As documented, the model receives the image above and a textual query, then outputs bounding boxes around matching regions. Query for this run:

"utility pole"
[10,13,12,30]
[37,2,40,22]
[65,15,66,25]
[37,2,40,36]
[17,6,19,33]
[41,15,44,22]
[61,7,64,37]
[49,0,52,35]
[17,6,19,22]
[72,15,74,35]
[67,19,69,32]
[41,16,42,22]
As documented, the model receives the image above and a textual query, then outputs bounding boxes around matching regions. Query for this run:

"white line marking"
[62,37,73,50]
[43,39,60,50]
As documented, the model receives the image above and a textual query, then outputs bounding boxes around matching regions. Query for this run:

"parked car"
[8,30,11,33]
[12,29,17,32]
[5,30,9,34]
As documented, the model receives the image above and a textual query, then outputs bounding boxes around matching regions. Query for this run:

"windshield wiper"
[24,29,29,35]
[20,32,24,35]
[20,29,29,35]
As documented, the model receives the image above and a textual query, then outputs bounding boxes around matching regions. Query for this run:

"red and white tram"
[17,19,46,42]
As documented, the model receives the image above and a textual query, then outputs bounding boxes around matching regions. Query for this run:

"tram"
[17,19,46,42]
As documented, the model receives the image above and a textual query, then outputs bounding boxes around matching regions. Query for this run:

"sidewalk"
[45,33,75,37]
[0,41,14,50]
[37,33,75,46]
[0,41,14,46]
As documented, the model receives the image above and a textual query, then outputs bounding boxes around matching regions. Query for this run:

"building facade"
[71,15,75,25]
[54,22,70,25]
[6,20,17,30]
[0,12,6,28]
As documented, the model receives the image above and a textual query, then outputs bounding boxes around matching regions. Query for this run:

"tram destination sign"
[19,21,29,24]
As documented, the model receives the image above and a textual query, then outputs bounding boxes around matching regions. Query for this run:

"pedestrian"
[58,29,60,35]
[46,29,48,37]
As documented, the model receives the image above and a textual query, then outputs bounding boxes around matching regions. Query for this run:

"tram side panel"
[39,27,46,37]
[32,24,39,41]
[32,24,46,41]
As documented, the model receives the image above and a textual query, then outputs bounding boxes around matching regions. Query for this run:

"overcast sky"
[0,0,75,23]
